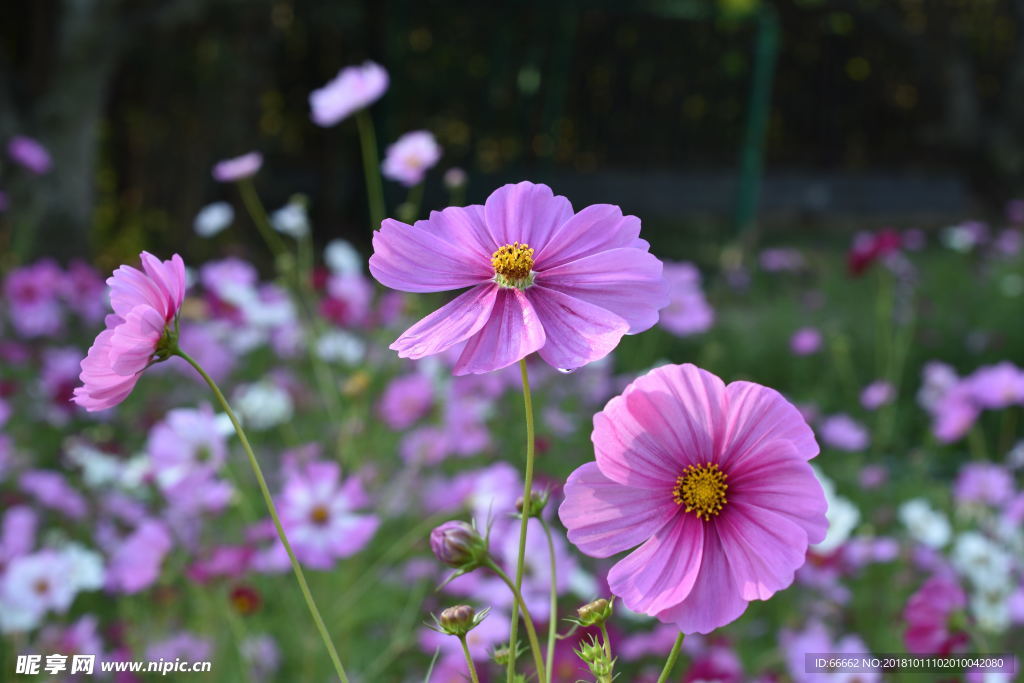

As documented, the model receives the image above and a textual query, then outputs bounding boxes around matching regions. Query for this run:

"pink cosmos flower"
[7,135,52,175]
[105,520,173,594]
[903,575,968,655]
[212,152,263,182]
[790,326,823,355]
[72,252,186,412]
[658,261,714,337]
[953,463,1014,507]
[378,373,434,429]
[860,380,894,410]
[818,413,870,452]
[381,130,442,187]
[309,61,389,126]
[370,181,668,374]
[559,363,828,634]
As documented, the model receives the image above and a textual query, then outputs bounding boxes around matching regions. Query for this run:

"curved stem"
[237,178,287,258]
[486,560,547,683]
[656,632,685,683]
[508,358,538,682]
[458,636,481,683]
[175,349,349,683]
[539,518,558,683]
[355,109,387,230]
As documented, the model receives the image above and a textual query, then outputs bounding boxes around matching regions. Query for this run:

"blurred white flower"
[235,382,294,431]
[194,201,234,237]
[813,468,860,553]
[971,587,1012,634]
[270,201,309,238]
[61,543,105,592]
[952,532,1013,589]
[315,330,365,364]
[324,239,363,276]
[898,499,951,548]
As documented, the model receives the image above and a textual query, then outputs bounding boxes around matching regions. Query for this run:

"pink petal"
[483,182,573,254]
[107,265,168,318]
[525,286,629,371]
[608,512,703,614]
[714,504,808,601]
[720,381,819,469]
[370,217,492,292]
[727,440,829,544]
[140,252,186,318]
[108,306,165,376]
[533,203,649,270]
[558,463,677,558]
[391,284,498,359]
[593,364,726,489]
[420,205,498,262]
[73,329,140,411]
[330,515,380,557]
[536,248,668,334]
[453,288,545,375]
[655,527,750,634]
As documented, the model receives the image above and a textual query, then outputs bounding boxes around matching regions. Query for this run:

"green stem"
[508,358,538,682]
[599,624,612,661]
[355,110,387,230]
[458,636,481,683]
[539,518,558,683]
[175,349,349,683]
[237,178,288,258]
[656,632,684,683]
[486,560,547,683]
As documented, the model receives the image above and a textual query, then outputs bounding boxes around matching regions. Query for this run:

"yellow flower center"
[673,462,729,521]
[310,504,330,526]
[491,242,535,288]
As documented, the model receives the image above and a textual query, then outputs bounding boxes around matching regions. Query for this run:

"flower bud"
[576,597,613,627]
[515,489,549,518]
[575,635,614,679]
[439,605,475,636]
[430,520,486,569]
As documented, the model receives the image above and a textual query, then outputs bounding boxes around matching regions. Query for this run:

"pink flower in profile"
[370,181,668,374]
[381,131,442,187]
[72,252,186,412]
[310,61,389,126]
[903,575,968,655]
[7,135,52,174]
[559,363,828,634]
[212,152,263,182]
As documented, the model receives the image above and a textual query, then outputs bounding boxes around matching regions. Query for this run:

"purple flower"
[212,151,263,182]
[818,414,870,451]
[4,260,65,338]
[19,470,88,520]
[658,261,714,337]
[963,362,1024,409]
[381,131,442,187]
[146,632,213,663]
[860,380,895,410]
[377,373,434,429]
[370,181,668,374]
[759,247,805,272]
[790,327,823,356]
[0,506,38,566]
[105,520,173,594]
[310,61,389,126]
[954,463,1014,507]
[7,136,52,174]
[276,461,379,570]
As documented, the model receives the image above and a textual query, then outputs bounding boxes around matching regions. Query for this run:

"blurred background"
[3,0,1024,265]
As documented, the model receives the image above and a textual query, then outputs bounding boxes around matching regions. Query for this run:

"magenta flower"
[212,151,263,182]
[818,413,870,452]
[559,363,827,634]
[7,135,52,175]
[370,181,668,374]
[378,372,434,429]
[309,61,389,126]
[72,252,186,412]
[381,130,442,187]
[860,379,895,410]
[903,575,968,655]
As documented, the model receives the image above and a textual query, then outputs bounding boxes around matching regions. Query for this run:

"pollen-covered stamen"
[491,242,535,288]
[673,462,729,521]
[310,504,330,526]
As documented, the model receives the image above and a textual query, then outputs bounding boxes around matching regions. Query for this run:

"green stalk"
[237,178,287,258]
[355,110,387,230]
[458,636,481,683]
[508,358,539,682]
[656,632,685,683]
[175,349,349,682]
[539,518,558,683]
[486,560,547,683]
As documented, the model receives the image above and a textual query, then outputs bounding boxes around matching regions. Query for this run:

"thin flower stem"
[508,358,539,683]
[355,109,387,230]
[539,518,558,683]
[174,349,349,683]
[656,632,685,683]
[599,624,612,661]
[237,178,288,258]
[458,636,481,683]
[486,560,547,683]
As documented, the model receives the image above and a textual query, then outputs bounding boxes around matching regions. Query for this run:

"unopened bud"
[430,521,486,569]
[515,489,549,518]
[576,597,613,627]
[438,605,478,636]
[575,635,614,678]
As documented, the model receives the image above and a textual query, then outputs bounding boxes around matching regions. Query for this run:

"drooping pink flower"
[72,252,186,412]
[276,461,379,570]
[7,135,52,174]
[381,131,442,187]
[903,575,968,655]
[310,61,389,126]
[370,181,668,374]
[559,363,828,634]
[212,152,263,182]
